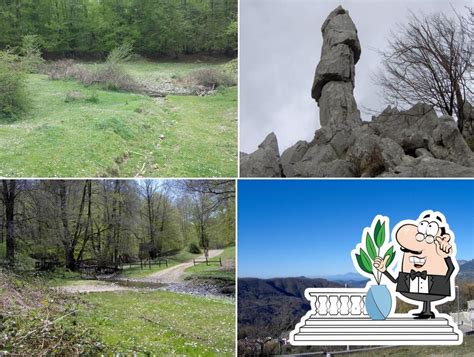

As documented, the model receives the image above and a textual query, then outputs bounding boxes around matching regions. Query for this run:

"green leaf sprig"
[354,218,396,284]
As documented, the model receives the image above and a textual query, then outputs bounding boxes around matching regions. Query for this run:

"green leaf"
[375,221,386,248]
[365,232,376,260]
[374,220,382,243]
[384,246,396,267]
[359,249,373,274]
[355,253,372,275]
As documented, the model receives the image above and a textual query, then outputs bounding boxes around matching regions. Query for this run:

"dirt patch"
[56,281,130,294]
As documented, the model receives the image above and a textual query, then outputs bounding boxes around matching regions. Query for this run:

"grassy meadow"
[0,60,237,178]
[79,290,235,356]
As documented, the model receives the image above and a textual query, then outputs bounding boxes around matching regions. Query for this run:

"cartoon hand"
[373,255,389,273]
[435,235,452,257]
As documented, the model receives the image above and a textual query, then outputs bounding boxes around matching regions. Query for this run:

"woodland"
[0,179,236,355]
[0,0,237,58]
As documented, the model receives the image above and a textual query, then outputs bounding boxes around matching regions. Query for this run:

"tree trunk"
[2,180,16,265]
[454,83,465,132]
[59,180,75,270]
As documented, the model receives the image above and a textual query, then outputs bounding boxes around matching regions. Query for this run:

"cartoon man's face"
[396,213,452,275]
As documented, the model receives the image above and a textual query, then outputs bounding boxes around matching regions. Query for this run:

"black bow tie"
[410,269,427,280]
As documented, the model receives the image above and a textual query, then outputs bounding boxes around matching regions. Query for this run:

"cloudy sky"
[240,0,471,153]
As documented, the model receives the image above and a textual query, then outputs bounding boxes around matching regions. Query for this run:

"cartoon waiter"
[373,210,458,319]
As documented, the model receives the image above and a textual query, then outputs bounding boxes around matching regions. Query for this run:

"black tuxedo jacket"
[383,257,454,297]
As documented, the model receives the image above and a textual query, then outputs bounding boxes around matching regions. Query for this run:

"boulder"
[240,133,282,177]
[280,140,309,177]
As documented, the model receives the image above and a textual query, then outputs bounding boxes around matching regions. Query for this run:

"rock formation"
[240,6,474,177]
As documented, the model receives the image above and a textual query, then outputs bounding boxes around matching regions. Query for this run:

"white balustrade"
[306,288,368,317]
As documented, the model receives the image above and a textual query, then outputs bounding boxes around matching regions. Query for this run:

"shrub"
[85,90,99,103]
[106,42,133,65]
[0,51,27,121]
[185,67,236,88]
[64,91,84,103]
[94,64,138,91]
[20,34,45,73]
[47,60,93,84]
[223,58,238,79]
[188,242,202,254]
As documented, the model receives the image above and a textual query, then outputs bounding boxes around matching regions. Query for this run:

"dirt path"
[141,249,223,284]
[57,249,224,294]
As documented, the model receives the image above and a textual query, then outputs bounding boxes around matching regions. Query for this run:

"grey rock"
[240,133,282,177]
[312,6,360,104]
[429,120,474,167]
[346,131,383,177]
[379,137,405,169]
[280,140,309,177]
[415,148,433,158]
[321,6,361,63]
[462,101,474,150]
[382,156,474,177]
[312,44,354,101]
[319,81,361,127]
[328,127,355,157]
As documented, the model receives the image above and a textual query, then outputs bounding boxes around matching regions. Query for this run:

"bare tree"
[375,9,473,132]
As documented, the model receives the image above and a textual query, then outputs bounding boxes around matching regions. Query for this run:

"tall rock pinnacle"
[311,6,361,128]
[240,6,474,178]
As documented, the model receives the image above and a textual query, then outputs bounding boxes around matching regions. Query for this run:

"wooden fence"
[193,258,222,267]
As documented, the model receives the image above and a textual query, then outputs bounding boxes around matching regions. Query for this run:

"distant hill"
[458,259,474,281]
[317,272,367,281]
[238,277,343,339]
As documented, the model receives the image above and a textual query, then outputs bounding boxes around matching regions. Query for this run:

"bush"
[94,64,138,91]
[47,60,93,83]
[20,34,45,73]
[188,242,202,254]
[223,58,238,79]
[0,51,27,121]
[184,67,236,88]
[106,42,133,65]
[46,47,138,92]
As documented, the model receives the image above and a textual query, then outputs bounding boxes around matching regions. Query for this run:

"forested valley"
[0,179,236,355]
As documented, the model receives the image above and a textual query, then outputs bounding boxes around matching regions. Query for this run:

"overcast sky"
[240,0,471,153]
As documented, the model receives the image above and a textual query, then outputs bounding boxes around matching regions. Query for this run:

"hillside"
[238,277,343,339]
[458,259,474,281]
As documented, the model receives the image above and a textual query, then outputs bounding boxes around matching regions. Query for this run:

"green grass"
[348,334,474,356]
[185,246,235,281]
[120,250,198,279]
[79,290,235,355]
[0,61,237,177]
